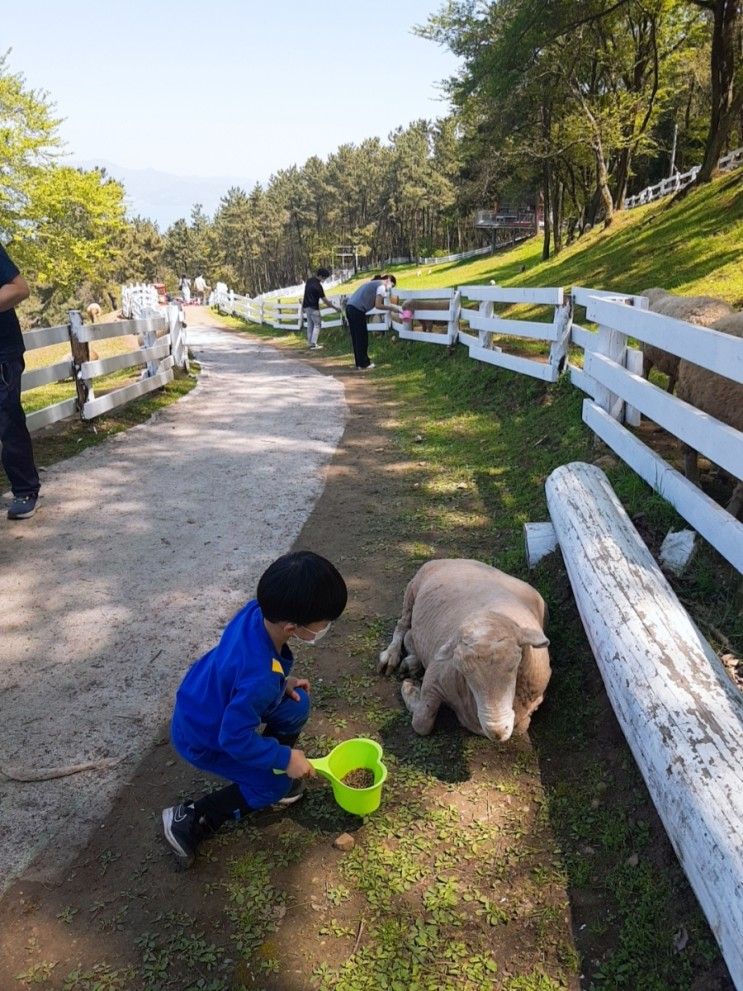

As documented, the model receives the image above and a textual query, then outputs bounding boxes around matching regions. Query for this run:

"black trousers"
[0,357,40,498]
[346,305,371,368]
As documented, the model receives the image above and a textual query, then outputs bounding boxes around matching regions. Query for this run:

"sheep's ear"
[519,628,549,648]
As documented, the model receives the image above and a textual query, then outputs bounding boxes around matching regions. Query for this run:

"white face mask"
[293,621,331,646]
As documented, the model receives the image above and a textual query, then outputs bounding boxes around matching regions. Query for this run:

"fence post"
[68,310,95,417]
[167,302,189,372]
[141,307,159,378]
[594,314,628,422]
[448,290,461,345]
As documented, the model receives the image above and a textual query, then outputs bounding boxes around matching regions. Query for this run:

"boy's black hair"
[257,550,347,625]
[371,273,383,279]
[380,273,397,286]
[316,267,331,279]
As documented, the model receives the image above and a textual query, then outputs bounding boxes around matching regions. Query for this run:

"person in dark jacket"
[301,267,340,349]
[0,243,40,520]
[162,550,347,866]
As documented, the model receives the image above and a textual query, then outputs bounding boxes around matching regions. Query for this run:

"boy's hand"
[285,676,310,701]
[286,748,316,779]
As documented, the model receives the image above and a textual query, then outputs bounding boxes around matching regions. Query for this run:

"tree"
[689,0,742,181]
[16,166,127,320]
[0,50,61,237]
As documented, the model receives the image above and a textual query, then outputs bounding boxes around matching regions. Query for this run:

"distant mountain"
[70,159,253,229]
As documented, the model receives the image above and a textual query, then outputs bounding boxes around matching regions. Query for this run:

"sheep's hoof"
[377,647,399,675]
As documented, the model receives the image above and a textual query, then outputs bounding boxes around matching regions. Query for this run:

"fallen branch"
[0,756,123,782]
[350,919,365,958]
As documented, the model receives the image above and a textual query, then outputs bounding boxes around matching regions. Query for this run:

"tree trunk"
[551,176,563,255]
[542,163,552,261]
[696,0,741,183]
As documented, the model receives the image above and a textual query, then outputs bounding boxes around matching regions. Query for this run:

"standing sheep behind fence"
[675,310,743,517]
[641,288,733,393]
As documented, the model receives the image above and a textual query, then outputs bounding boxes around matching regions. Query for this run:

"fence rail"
[22,298,188,432]
[624,146,743,208]
[215,277,742,574]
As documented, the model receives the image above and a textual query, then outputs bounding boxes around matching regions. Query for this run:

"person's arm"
[218,684,292,771]
[0,274,30,313]
[319,293,341,312]
[375,292,401,313]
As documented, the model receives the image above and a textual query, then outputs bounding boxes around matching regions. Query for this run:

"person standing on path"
[180,274,191,304]
[0,243,40,520]
[345,274,398,370]
[194,274,208,305]
[301,267,341,349]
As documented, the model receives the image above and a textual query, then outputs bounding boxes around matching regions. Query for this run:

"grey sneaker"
[7,494,37,520]
[309,343,323,350]
[275,779,306,806]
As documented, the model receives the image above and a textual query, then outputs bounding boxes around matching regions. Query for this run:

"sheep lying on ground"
[640,288,733,393]
[675,310,743,517]
[378,559,551,741]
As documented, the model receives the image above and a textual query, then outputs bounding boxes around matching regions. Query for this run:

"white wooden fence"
[22,302,188,432]
[121,283,159,318]
[624,146,743,208]
[215,276,742,574]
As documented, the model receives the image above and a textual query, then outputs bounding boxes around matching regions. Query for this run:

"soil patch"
[0,318,733,991]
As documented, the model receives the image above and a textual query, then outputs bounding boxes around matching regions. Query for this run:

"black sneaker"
[7,494,37,520]
[275,779,305,807]
[162,802,204,866]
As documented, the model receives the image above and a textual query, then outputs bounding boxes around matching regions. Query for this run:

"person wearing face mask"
[162,550,347,866]
[345,273,400,370]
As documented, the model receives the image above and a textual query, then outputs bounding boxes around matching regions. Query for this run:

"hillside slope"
[335,167,743,303]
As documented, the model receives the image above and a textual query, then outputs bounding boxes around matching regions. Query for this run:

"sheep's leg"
[378,574,419,675]
[667,371,678,394]
[683,444,700,484]
[401,669,442,736]
[399,630,424,677]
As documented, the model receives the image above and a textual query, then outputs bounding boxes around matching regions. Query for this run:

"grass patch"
[216,288,738,989]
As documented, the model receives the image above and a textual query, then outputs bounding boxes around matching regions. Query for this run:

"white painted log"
[545,462,743,989]
[523,522,559,568]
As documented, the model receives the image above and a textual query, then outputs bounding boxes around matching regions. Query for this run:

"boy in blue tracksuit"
[162,550,347,865]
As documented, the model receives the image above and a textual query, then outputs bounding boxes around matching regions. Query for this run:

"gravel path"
[0,321,346,892]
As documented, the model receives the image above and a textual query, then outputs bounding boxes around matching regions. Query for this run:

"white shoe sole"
[162,807,194,863]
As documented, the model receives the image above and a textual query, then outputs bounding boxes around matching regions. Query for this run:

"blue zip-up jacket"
[171,599,294,772]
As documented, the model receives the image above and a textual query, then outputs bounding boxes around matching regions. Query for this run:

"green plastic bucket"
[309,738,388,816]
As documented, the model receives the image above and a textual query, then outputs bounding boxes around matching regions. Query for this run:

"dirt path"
[0,311,346,893]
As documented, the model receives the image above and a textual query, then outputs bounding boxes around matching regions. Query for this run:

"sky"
[8,0,460,186]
